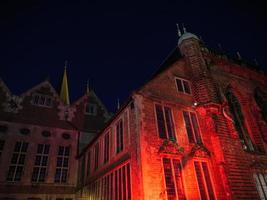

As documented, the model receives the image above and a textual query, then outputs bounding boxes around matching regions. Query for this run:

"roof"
[178,32,199,45]
[149,46,183,80]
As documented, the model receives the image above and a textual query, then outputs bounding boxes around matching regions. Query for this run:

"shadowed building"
[76,28,267,200]
[0,66,110,200]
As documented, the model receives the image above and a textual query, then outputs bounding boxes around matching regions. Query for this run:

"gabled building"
[0,66,110,200]
[76,28,267,200]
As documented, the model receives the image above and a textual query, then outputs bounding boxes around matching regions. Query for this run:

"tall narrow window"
[226,89,255,151]
[87,150,91,177]
[94,142,99,170]
[176,78,191,94]
[183,111,202,144]
[155,105,176,140]
[162,158,186,200]
[7,141,28,181]
[253,173,267,200]
[116,120,124,153]
[255,88,267,123]
[54,146,70,183]
[32,144,50,182]
[0,140,5,158]
[194,161,215,200]
[104,132,110,163]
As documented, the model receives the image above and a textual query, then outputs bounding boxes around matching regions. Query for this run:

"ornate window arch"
[254,87,267,123]
[225,87,255,151]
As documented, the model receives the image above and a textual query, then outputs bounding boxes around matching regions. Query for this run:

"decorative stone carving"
[2,95,23,113]
[158,139,184,155]
[189,144,211,158]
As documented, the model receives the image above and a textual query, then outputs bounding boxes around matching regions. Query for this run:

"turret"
[177,24,219,104]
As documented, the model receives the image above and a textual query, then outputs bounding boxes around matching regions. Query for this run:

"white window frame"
[7,141,28,182]
[32,144,50,183]
[31,93,53,107]
[253,172,267,200]
[55,146,70,183]
[175,77,192,95]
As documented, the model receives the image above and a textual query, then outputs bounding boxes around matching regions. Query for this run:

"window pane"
[18,154,26,164]
[183,111,195,143]
[254,174,266,200]
[183,80,191,94]
[176,79,183,92]
[44,145,50,154]
[202,162,215,200]
[54,168,61,182]
[194,161,208,200]
[162,158,177,200]
[173,160,186,200]
[14,142,21,152]
[32,167,39,182]
[11,153,19,164]
[14,166,23,181]
[164,107,176,140]
[58,146,64,155]
[37,144,43,154]
[7,166,16,181]
[42,156,48,166]
[191,113,202,144]
[155,105,167,139]
[21,142,28,152]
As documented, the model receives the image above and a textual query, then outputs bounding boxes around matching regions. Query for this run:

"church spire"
[86,79,90,94]
[60,61,70,105]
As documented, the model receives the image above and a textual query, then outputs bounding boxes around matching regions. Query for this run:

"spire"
[86,79,90,94]
[236,51,242,60]
[60,61,70,105]
[176,23,182,37]
[182,23,187,33]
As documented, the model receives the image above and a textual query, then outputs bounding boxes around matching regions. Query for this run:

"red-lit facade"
[77,31,267,200]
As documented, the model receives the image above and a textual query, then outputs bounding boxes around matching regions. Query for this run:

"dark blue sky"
[1,0,266,112]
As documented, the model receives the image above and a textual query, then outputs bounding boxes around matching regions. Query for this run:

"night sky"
[1,0,266,112]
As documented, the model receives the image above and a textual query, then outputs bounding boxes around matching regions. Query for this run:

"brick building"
[0,66,110,199]
[76,28,267,200]
[1,28,267,200]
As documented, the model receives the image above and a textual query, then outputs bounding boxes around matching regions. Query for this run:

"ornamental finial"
[176,23,182,37]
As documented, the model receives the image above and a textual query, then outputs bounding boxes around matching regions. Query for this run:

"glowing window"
[162,158,186,200]
[176,77,191,94]
[6,142,28,182]
[194,161,215,200]
[155,105,176,140]
[32,144,50,182]
[54,146,70,183]
[254,173,267,200]
[87,163,131,200]
[183,111,202,144]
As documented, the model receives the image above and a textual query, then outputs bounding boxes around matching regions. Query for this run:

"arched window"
[225,89,255,151]
[254,88,267,123]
